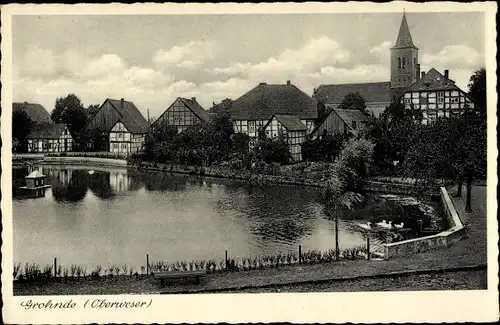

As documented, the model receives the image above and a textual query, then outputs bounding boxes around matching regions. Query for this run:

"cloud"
[369,40,392,63]
[211,36,351,80]
[421,45,484,69]
[80,54,127,78]
[153,41,216,69]
[19,47,56,78]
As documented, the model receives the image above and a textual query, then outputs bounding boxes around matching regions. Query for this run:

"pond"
[13,164,383,270]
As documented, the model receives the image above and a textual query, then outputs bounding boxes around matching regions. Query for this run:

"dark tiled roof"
[27,123,67,139]
[406,68,460,92]
[230,83,317,120]
[310,108,367,136]
[179,97,209,121]
[332,108,368,127]
[13,102,52,124]
[393,13,417,49]
[314,81,395,105]
[106,99,149,133]
[272,115,307,131]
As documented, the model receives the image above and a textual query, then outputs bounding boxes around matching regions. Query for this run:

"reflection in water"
[13,165,367,269]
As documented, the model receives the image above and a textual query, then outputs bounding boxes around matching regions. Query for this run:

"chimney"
[191,97,196,102]
[286,80,291,85]
[416,64,421,80]
[444,69,449,79]
[120,98,124,107]
[421,71,425,79]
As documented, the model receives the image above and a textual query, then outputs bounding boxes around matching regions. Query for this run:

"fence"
[14,239,383,283]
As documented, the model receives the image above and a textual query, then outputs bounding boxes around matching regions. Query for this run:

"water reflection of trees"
[219,183,322,246]
[138,171,190,192]
[88,172,115,200]
[52,170,89,202]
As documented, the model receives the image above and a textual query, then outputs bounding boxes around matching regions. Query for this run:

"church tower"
[390,13,419,89]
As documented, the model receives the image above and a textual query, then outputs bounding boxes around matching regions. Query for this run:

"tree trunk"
[466,176,473,212]
[455,178,464,197]
[335,212,340,261]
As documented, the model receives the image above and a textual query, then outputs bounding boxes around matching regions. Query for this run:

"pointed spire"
[394,12,416,48]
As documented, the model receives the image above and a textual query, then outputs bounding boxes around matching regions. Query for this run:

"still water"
[13,165,368,269]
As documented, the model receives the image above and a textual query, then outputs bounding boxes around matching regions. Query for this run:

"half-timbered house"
[230,81,317,147]
[27,124,73,153]
[402,68,475,124]
[263,115,308,162]
[82,98,149,154]
[151,97,208,133]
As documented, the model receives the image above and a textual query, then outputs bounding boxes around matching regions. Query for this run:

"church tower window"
[398,58,401,69]
[402,57,406,69]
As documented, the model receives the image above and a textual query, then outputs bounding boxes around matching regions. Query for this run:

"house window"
[118,133,123,140]
[404,98,411,104]
[121,143,128,150]
[437,92,444,103]
[450,97,459,103]
[248,121,256,133]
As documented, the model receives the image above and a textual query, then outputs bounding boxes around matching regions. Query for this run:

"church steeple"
[393,12,418,49]
[390,12,419,89]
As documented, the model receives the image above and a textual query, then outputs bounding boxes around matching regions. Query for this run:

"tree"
[12,110,33,153]
[253,131,292,165]
[205,109,234,163]
[403,109,486,211]
[324,137,375,259]
[51,94,88,136]
[468,68,486,119]
[338,92,367,114]
[86,104,100,120]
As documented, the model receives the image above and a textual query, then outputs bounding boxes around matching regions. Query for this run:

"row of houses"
[15,13,477,161]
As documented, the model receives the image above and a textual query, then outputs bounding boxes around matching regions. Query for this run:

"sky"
[12,12,485,119]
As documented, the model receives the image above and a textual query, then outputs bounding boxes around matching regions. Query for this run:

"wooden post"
[146,254,149,276]
[366,238,370,260]
[418,220,423,234]
[225,250,228,270]
[299,245,302,264]
[54,257,57,278]
[335,213,339,261]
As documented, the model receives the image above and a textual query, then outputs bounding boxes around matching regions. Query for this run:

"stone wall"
[383,187,465,259]
[43,156,127,168]
[364,180,439,196]
[135,162,322,187]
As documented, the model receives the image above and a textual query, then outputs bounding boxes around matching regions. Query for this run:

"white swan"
[377,220,393,229]
[394,222,404,229]
[357,222,372,230]
[88,170,95,175]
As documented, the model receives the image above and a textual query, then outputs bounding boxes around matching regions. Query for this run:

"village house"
[229,81,317,147]
[263,115,308,162]
[151,97,209,133]
[312,13,419,117]
[27,124,73,153]
[13,102,53,124]
[82,98,149,154]
[310,108,368,139]
[402,68,475,124]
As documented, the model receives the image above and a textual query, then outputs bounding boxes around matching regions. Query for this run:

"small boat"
[88,170,95,175]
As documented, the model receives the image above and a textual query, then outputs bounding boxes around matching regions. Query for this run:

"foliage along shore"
[14,246,378,285]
